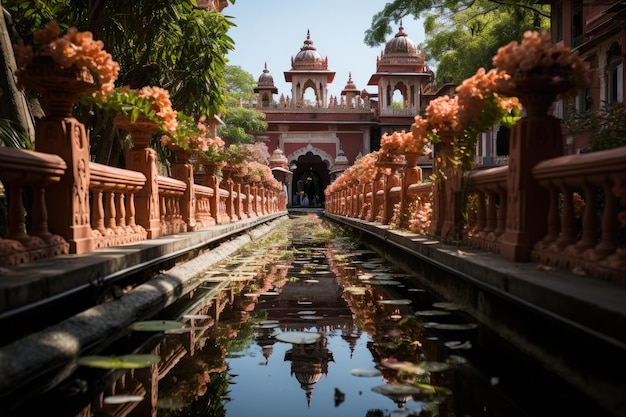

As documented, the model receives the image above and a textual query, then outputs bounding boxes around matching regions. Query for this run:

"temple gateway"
[251,25,456,207]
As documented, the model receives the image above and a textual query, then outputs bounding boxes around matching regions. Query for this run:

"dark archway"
[290,152,328,207]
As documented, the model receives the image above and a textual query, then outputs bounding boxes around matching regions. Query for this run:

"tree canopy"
[3,0,236,118]
[364,0,549,84]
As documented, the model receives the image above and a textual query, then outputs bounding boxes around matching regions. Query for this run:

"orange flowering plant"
[493,30,588,99]
[378,130,423,163]
[161,113,225,155]
[422,68,522,170]
[13,20,119,97]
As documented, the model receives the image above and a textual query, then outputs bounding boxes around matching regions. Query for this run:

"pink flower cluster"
[326,153,371,195]
[493,30,588,98]
[424,95,461,136]
[135,86,178,133]
[14,20,119,97]
[455,68,520,130]
[378,129,430,159]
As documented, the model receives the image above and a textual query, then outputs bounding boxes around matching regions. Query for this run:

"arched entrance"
[290,152,329,207]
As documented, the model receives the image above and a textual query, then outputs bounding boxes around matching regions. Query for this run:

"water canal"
[7,214,608,417]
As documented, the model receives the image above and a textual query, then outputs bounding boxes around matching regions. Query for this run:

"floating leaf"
[182,314,211,320]
[424,322,478,330]
[351,368,382,377]
[444,340,472,349]
[369,280,401,286]
[394,361,450,375]
[415,310,451,316]
[432,302,462,310]
[377,299,412,305]
[257,320,279,325]
[371,383,421,396]
[103,395,144,404]
[446,355,468,365]
[415,383,453,397]
[129,320,184,332]
[77,354,160,369]
[344,286,367,294]
[275,331,321,344]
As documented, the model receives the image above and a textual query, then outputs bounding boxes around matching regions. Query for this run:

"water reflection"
[30,215,601,417]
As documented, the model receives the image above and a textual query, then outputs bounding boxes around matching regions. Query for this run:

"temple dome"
[372,23,426,74]
[291,30,328,70]
[384,23,418,55]
[257,63,276,87]
[341,73,358,92]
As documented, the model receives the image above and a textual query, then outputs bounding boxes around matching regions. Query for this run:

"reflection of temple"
[250,25,454,206]
[75,275,240,417]
[251,241,353,407]
[284,337,334,407]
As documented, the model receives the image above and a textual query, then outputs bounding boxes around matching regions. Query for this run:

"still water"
[14,214,604,416]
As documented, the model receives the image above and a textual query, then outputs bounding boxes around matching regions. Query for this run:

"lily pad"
[182,314,211,320]
[257,320,280,325]
[424,322,478,330]
[351,368,382,377]
[371,383,421,396]
[275,331,321,344]
[377,299,412,305]
[432,302,462,310]
[129,320,185,332]
[77,354,160,369]
[415,310,452,316]
[445,340,472,349]
[368,280,401,286]
[415,383,453,397]
[103,395,144,404]
[344,286,367,294]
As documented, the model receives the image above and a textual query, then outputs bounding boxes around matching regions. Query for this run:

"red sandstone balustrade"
[531,147,626,284]
[0,148,69,266]
[89,162,147,248]
[464,166,508,254]
[157,176,187,236]
[193,184,216,229]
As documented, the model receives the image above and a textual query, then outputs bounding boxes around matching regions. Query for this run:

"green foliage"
[217,107,267,144]
[0,119,32,149]
[5,0,236,118]
[364,0,550,84]
[566,101,626,152]
[217,125,250,144]
[224,65,257,105]
[82,87,160,124]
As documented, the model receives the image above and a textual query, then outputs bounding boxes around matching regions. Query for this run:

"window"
[572,0,583,47]
[556,2,563,42]
[607,43,623,103]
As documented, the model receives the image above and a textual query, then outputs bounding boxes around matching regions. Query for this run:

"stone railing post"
[499,88,564,261]
[170,146,196,231]
[19,59,98,253]
[399,152,423,229]
[199,161,222,224]
[429,138,463,241]
[118,116,162,239]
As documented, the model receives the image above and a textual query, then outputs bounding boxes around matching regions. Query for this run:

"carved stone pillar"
[118,116,162,239]
[21,57,97,253]
[170,145,196,231]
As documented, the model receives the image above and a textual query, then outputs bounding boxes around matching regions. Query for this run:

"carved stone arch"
[287,144,333,170]
[302,79,318,104]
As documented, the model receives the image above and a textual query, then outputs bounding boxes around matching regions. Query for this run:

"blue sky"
[224,0,426,99]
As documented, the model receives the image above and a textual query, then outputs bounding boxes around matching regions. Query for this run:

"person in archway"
[305,176,315,206]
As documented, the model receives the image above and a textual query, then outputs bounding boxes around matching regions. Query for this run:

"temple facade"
[252,25,454,207]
